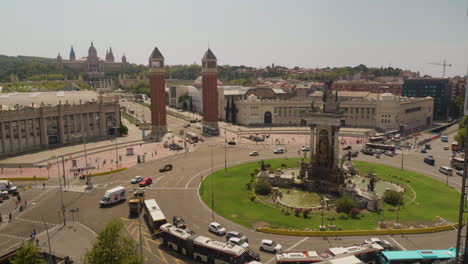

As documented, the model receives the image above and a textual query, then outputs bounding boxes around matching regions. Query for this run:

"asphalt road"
[0,116,462,263]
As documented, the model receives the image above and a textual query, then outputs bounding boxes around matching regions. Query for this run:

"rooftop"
[0,91,102,108]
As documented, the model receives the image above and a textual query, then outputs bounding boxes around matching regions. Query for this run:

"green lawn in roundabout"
[199,158,460,231]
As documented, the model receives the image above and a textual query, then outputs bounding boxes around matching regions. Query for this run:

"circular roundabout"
[199,157,460,233]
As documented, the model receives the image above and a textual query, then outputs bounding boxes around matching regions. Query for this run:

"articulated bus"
[202,125,219,136]
[316,255,364,264]
[379,248,456,264]
[185,132,200,143]
[276,243,383,264]
[160,223,260,264]
[364,143,396,154]
[143,199,167,236]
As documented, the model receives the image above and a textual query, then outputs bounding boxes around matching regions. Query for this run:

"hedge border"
[89,168,128,177]
[257,224,459,237]
[0,177,47,181]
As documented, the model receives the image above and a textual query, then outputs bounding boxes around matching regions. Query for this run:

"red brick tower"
[149,46,167,139]
[202,49,219,128]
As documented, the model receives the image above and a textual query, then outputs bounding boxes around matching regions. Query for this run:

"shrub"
[253,168,259,174]
[250,172,256,177]
[338,212,348,220]
[284,210,291,216]
[387,207,396,212]
[294,208,302,217]
[254,180,272,195]
[281,163,287,168]
[250,195,256,202]
[119,124,128,135]
[268,168,274,174]
[303,209,311,218]
[350,207,360,219]
[335,197,356,214]
[383,190,404,206]
[246,183,252,190]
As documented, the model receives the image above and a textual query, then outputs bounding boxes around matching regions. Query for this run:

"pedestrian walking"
[24,200,27,206]
[43,182,46,190]
[36,238,39,247]
[8,212,12,222]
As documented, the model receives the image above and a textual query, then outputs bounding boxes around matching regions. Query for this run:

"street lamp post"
[211,145,215,222]
[54,156,66,226]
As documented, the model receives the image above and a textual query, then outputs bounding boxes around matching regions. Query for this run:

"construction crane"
[428,59,452,78]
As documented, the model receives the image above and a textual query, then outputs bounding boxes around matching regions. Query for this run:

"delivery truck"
[100,186,126,207]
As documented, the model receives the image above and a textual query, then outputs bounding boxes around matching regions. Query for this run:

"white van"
[439,166,453,176]
[0,180,17,193]
[100,186,126,207]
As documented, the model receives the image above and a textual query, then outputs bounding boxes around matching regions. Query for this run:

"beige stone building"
[230,92,433,134]
[0,91,120,156]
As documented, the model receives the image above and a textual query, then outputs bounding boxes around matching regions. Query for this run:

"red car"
[139,177,153,187]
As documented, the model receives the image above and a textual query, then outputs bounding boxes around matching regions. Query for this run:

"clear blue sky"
[1,0,467,77]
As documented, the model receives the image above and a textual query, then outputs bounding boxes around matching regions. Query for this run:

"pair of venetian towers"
[148,46,219,140]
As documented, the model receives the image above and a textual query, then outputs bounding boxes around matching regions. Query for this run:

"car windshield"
[101,197,109,201]
[216,225,223,229]
[270,241,277,246]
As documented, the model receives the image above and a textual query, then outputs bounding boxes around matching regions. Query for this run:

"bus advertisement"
[143,199,167,236]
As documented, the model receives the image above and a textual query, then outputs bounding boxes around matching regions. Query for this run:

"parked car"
[226,231,249,242]
[130,176,144,184]
[227,141,237,145]
[138,177,153,187]
[424,155,435,166]
[444,146,449,150]
[439,166,453,176]
[249,151,259,156]
[183,123,190,128]
[349,151,358,158]
[172,216,186,229]
[373,149,384,154]
[364,238,392,249]
[342,146,352,150]
[169,143,183,150]
[384,151,394,157]
[274,148,285,154]
[208,222,226,236]
[259,239,282,253]
[457,170,464,177]
[301,146,311,151]
[420,148,427,153]
[159,164,173,172]
[361,149,374,156]
[228,237,249,248]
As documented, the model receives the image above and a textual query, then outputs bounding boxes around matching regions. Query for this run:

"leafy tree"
[119,124,129,135]
[350,207,360,219]
[383,190,404,206]
[84,219,143,264]
[10,242,46,264]
[455,116,468,147]
[335,197,356,214]
[254,180,272,195]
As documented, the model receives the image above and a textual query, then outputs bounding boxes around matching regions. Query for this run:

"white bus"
[143,199,167,235]
[160,223,260,264]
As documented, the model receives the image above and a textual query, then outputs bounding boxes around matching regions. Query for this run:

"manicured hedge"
[89,168,128,177]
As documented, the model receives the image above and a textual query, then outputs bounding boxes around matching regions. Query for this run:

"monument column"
[148,46,167,140]
[201,49,219,128]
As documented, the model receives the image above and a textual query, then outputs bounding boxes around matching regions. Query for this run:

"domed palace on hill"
[56,42,129,84]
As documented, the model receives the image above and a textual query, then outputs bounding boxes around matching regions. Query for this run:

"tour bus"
[364,143,396,154]
[276,243,384,264]
[451,157,464,170]
[379,248,456,264]
[143,199,167,236]
[369,136,385,143]
[451,141,459,151]
[159,223,260,264]
[202,125,220,136]
[185,132,200,143]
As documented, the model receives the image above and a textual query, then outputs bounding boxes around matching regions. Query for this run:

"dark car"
[159,164,173,172]
[227,141,237,145]
[172,216,187,229]
[169,143,183,150]
[226,231,249,242]
[424,155,435,166]
[342,146,352,150]
[361,149,374,156]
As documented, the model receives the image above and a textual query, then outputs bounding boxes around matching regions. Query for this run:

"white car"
[208,222,226,236]
[130,176,144,184]
[274,148,285,154]
[364,238,391,249]
[260,239,282,253]
[228,237,249,248]
[249,151,259,156]
[301,146,311,152]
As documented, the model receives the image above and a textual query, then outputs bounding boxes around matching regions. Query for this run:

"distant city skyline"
[1,0,467,77]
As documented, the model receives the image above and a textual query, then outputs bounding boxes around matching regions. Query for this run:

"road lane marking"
[387,235,407,250]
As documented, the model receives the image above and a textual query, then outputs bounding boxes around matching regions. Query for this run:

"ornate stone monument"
[300,81,345,194]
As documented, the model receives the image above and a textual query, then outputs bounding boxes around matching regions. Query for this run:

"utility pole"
[55,156,66,226]
[41,217,52,256]
[138,200,143,258]
[211,145,215,223]
[61,156,67,190]
[115,133,119,168]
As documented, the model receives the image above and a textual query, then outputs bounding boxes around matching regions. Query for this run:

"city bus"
[369,136,385,143]
[276,243,383,264]
[316,255,364,264]
[379,248,456,264]
[143,199,167,236]
[202,125,219,136]
[364,143,396,154]
[185,132,200,143]
[159,223,260,264]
